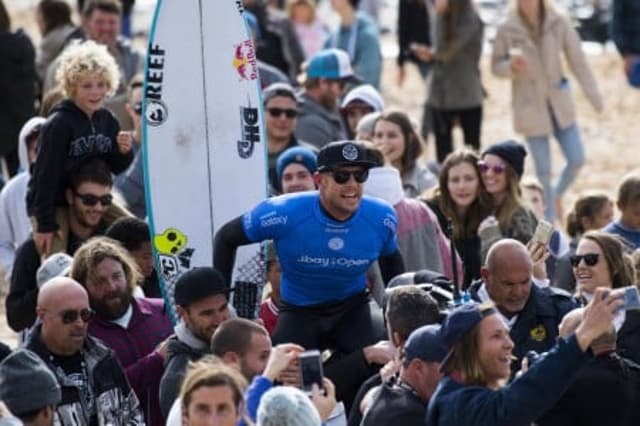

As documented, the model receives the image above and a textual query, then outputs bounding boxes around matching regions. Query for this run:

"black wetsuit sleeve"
[213,215,251,286]
[378,250,405,286]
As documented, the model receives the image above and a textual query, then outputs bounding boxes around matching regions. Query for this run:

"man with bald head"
[24,277,143,425]
[468,239,577,373]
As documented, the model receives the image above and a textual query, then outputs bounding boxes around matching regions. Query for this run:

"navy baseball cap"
[174,267,232,307]
[316,140,377,171]
[403,324,449,363]
[440,302,497,349]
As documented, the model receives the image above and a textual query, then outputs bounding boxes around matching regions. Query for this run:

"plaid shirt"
[89,297,173,426]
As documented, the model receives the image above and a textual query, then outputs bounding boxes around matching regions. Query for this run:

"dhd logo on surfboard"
[238,103,260,159]
[232,40,258,81]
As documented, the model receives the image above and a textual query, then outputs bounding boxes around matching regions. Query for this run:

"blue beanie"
[276,146,317,181]
[483,140,527,179]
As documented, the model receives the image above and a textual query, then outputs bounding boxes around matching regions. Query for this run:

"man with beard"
[6,158,114,332]
[295,49,357,148]
[70,236,173,426]
[159,267,232,416]
[24,277,143,425]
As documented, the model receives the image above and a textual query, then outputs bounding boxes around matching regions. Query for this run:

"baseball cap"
[174,267,232,307]
[341,84,384,112]
[440,302,497,365]
[299,48,361,84]
[403,324,448,363]
[263,82,301,105]
[36,252,73,288]
[316,140,377,172]
[276,146,317,181]
[0,349,61,416]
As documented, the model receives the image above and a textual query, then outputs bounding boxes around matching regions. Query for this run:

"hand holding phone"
[532,219,553,246]
[299,349,324,393]
[610,286,640,311]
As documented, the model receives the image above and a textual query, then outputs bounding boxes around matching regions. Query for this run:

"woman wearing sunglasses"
[477,140,537,257]
[426,293,624,426]
[491,0,603,221]
[372,110,437,198]
[570,231,640,364]
[424,149,491,288]
[552,193,614,291]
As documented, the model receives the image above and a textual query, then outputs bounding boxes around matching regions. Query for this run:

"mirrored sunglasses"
[60,308,94,324]
[477,161,506,174]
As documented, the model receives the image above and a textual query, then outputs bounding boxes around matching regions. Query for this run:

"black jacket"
[537,351,640,425]
[0,29,36,158]
[469,280,578,372]
[361,378,426,426]
[618,310,640,365]
[26,100,133,232]
[25,326,144,425]
[397,0,432,67]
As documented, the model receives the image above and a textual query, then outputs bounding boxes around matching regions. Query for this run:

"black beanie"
[483,140,527,178]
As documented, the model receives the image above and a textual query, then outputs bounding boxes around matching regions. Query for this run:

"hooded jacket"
[0,117,45,280]
[0,29,36,158]
[159,322,211,417]
[26,99,133,232]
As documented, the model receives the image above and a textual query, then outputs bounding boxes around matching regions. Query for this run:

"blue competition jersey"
[243,192,398,305]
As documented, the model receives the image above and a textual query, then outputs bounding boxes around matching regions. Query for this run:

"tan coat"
[491,9,603,137]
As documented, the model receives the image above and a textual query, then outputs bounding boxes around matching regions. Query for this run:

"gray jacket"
[295,91,346,149]
[159,323,210,417]
[427,8,484,109]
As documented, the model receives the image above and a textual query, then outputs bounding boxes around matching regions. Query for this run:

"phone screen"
[299,351,323,392]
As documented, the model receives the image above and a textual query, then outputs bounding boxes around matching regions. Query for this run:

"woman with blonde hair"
[426,294,623,425]
[491,0,603,221]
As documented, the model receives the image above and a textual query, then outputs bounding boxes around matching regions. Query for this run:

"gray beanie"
[0,349,61,416]
[257,386,322,426]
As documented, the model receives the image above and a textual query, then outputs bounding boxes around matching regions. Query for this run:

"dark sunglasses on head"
[60,308,94,324]
[328,168,369,184]
[570,253,600,267]
[267,107,297,119]
[477,161,506,175]
[75,192,113,207]
[133,102,143,115]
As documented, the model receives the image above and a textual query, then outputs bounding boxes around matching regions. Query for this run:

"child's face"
[290,3,313,24]
[619,200,640,230]
[522,186,545,220]
[72,73,109,116]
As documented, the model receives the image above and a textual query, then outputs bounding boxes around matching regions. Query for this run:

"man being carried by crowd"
[71,237,173,426]
[6,158,115,332]
[25,277,143,425]
[214,140,405,392]
[159,267,232,416]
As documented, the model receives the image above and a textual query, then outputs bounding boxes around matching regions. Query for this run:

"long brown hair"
[566,193,611,238]
[373,110,424,177]
[0,0,10,32]
[429,149,491,239]
[441,0,474,42]
[580,231,634,290]
[482,154,524,233]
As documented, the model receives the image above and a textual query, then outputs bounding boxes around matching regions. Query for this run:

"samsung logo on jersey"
[297,256,369,268]
[261,216,287,227]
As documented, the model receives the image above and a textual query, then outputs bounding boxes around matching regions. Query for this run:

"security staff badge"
[529,324,547,341]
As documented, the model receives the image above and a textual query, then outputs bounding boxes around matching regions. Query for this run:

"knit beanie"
[276,146,317,181]
[0,349,61,416]
[482,140,527,178]
[257,386,322,426]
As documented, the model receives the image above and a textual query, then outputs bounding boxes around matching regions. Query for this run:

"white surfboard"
[142,0,267,322]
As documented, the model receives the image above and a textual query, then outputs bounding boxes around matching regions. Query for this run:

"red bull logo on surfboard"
[232,40,258,81]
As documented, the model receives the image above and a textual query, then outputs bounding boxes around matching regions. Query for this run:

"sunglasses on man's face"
[75,192,113,207]
[570,253,600,267]
[133,102,143,115]
[328,168,369,184]
[477,161,506,175]
[267,107,298,119]
[59,308,94,324]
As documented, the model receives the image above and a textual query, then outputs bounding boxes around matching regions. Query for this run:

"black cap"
[174,267,231,307]
[482,140,527,179]
[316,140,377,172]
